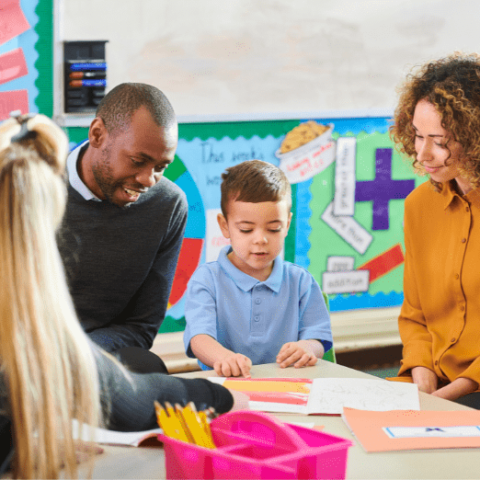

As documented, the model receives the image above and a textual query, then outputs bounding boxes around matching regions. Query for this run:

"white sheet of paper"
[307,379,420,414]
[383,425,480,439]
[321,201,373,255]
[72,419,163,446]
[322,270,370,294]
[333,137,357,216]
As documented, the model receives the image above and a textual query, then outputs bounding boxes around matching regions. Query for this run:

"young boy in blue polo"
[184,160,333,377]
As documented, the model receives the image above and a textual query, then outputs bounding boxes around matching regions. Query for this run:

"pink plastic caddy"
[159,410,353,479]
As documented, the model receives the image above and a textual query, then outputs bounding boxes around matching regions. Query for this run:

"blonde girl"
[0,114,239,478]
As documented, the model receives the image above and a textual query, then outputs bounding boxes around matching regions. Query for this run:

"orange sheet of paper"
[342,407,480,452]
[223,379,311,394]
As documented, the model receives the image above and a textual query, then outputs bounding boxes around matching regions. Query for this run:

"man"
[58,83,187,370]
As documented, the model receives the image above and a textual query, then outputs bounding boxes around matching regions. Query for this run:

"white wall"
[60,0,480,120]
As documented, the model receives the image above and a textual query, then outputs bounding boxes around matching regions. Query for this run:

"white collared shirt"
[67,142,101,201]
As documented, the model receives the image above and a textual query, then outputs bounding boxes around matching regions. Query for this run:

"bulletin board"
[69,116,426,334]
[9,0,428,335]
[0,0,52,119]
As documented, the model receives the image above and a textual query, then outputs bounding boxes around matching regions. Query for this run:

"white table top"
[84,361,478,480]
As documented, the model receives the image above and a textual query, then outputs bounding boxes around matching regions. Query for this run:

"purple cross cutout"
[355,148,415,230]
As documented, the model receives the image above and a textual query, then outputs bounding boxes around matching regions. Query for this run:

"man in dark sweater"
[57,84,187,371]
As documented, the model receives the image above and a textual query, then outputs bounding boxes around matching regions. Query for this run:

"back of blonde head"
[0,115,99,478]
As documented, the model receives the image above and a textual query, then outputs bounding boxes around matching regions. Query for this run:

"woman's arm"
[432,377,479,401]
[411,366,438,393]
[94,347,234,432]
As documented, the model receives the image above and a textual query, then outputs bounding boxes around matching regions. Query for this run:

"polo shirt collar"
[67,141,101,201]
[218,246,283,293]
[441,180,480,210]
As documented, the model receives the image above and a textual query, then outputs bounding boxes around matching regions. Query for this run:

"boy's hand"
[276,340,318,368]
[213,353,252,378]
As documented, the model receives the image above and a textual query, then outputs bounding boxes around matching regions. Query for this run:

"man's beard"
[91,146,131,209]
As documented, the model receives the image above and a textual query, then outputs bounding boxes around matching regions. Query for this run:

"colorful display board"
[68,116,426,334]
[25,0,426,334]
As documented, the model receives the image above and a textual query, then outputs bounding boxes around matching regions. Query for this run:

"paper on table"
[72,419,163,447]
[307,378,420,414]
[342,407,480,452]
[209,377,420,414]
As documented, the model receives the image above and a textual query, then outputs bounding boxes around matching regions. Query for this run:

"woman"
[390,53,480,409]
[0,113,243,479]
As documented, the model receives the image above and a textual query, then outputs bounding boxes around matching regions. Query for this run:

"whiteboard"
[60,0,480,119]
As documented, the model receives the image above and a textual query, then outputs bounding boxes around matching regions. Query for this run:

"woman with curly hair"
[390,53,480,409]
[0,113,245,479]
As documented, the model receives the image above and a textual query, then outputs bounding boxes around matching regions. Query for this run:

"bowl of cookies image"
[275,121,336,184]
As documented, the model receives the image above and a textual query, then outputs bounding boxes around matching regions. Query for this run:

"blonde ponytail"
[0,115,100,478]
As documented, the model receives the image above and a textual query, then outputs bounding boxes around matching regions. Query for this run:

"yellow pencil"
[174,403,195,443]
[182,402,216,449]
[154,401,191,443]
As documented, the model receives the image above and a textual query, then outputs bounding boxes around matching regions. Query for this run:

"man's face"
[90,106,178,207]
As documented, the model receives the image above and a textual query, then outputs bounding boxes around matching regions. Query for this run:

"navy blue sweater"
[57,165,187,352]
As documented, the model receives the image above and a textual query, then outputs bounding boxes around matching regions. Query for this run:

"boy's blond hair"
[220,160,292,217]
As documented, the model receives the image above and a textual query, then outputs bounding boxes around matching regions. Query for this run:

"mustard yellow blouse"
[397,180,480,390]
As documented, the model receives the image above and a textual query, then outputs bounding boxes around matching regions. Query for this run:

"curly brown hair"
[390,53,480,190]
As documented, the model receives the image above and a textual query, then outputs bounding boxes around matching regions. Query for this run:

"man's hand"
[213,353,252,378]
[276,340,319,369]
[411,366,438,394]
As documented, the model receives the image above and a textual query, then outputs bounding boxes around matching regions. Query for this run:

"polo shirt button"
[255,298,261,304]
[451,338,456,343]
[460,305,465,311]
[254,316,259,322]
[434,360,438,366]
[461,238,466,243]
[455,274,459,279]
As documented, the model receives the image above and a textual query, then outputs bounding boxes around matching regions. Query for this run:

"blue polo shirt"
[184,246,333,366]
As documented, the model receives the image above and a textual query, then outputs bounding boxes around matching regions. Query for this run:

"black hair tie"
[10,111,37,143]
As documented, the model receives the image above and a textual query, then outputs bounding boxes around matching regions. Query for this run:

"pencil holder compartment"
[159,410,353,480]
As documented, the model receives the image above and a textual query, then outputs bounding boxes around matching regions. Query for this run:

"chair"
[322,292,336,364]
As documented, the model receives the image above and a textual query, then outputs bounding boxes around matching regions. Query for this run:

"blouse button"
[434,360,438,366]
[455,274,459,279]
[461,238,466,243]
[466,207,470,212]
[460,305,465,311]
[451,337,456,343]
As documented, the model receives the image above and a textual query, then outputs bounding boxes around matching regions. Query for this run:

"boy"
[184,160,333,377]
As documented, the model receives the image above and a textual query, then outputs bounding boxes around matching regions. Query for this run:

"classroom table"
[83,360,478,480]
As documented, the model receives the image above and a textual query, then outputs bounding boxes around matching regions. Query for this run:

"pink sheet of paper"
[342,407,480,452]
[0,47,28,84]
[0,0,30,46]
[0,89,29,120]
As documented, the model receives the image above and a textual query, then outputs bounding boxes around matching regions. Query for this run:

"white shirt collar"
[67,141,101,201]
